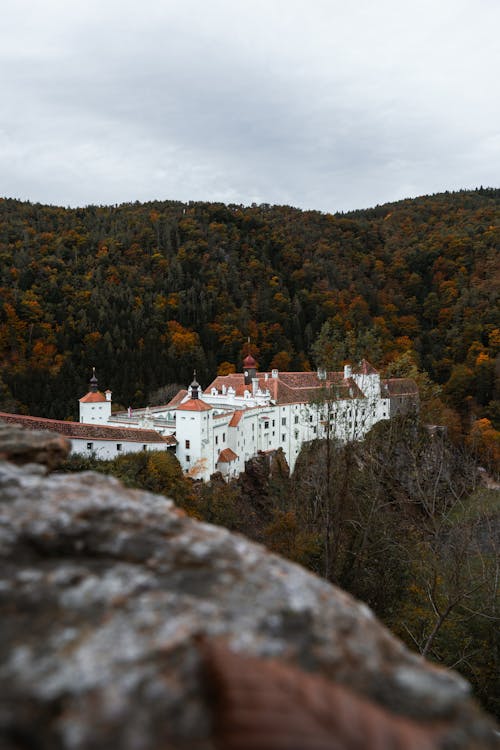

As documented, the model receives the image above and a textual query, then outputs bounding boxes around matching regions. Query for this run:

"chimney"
[317,368,326,381]
[105,389,112,402]
[271,369,279,379]
[252,377,259,396]
[344,364,352,379]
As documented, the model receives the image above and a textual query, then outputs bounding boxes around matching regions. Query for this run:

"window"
[86,442,93,450]
[186,455,190,462]
[264,420,269,429]
[185,439,190,449]
[222,433,225,442]
[309,415,313,423]
[294,415,298,424]
[142,444,147,451]
[215,435,218,445]
[272,420,275,427]
[116,444,122,451]
[282,434,286,442]
[281,417,286,426]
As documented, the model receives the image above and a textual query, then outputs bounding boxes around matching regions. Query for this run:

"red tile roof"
[229,410,244,427]
[205,372,364,404]
[79,391,107,403]
[217,448,238,463]
[164,390,189,408]
[176,398,212,412]
[0,412,176,444]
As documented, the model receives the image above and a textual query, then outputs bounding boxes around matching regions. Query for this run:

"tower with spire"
[175,372,212,477]
[79,368,112,424]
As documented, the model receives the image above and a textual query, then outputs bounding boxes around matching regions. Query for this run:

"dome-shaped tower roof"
[243,354,258,369]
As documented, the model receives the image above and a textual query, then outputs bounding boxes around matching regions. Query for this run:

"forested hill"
[0,189,498,449]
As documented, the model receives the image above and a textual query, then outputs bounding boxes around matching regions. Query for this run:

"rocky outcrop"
[0,422,70,469]
[0,426,498,749]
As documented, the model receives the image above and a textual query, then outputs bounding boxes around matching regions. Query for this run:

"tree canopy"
[0,189,498,455]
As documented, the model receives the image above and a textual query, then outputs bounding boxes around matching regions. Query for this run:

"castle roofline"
[0,412,176,444]
[176,398,212,412]
[217,448,238,463]
[79,392,107,403]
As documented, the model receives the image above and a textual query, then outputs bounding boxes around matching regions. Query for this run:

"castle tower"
[79,368,112,424]
[175,373,212,480]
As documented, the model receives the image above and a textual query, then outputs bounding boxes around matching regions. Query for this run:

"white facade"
[79,395,112,424]
[0,361,416,475]
[70,436,172,460]
[70,361,417,479]
[123,359,417,482]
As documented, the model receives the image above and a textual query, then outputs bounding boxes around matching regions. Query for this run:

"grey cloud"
[1,0,499,212]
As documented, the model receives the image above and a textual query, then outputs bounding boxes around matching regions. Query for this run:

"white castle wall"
[71,437,168,460]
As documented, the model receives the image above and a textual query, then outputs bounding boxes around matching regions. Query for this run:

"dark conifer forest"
[1,188,498,462]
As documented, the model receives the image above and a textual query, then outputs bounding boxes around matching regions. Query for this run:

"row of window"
[86,443,148,451]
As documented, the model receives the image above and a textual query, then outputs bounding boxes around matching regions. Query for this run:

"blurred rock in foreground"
[0,425,498,749]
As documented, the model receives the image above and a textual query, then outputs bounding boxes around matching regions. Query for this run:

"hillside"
[0,189,498,458]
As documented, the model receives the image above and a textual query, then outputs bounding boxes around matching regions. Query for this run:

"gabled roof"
[176,398,212,412]
[79,391,107,403]
[205,372,365,405]
[229,410,244,427]
[381,378,419,397]
[164,390,189,408]
[217,448,238,463]
[0,412,176,444]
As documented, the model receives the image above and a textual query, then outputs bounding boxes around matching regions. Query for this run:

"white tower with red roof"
[175,373,213,478]
[79,368,112,424]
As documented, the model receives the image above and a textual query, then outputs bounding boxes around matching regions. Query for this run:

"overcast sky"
[1,0,499,213]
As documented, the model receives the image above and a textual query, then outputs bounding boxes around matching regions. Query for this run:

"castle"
[0,357,418,480]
